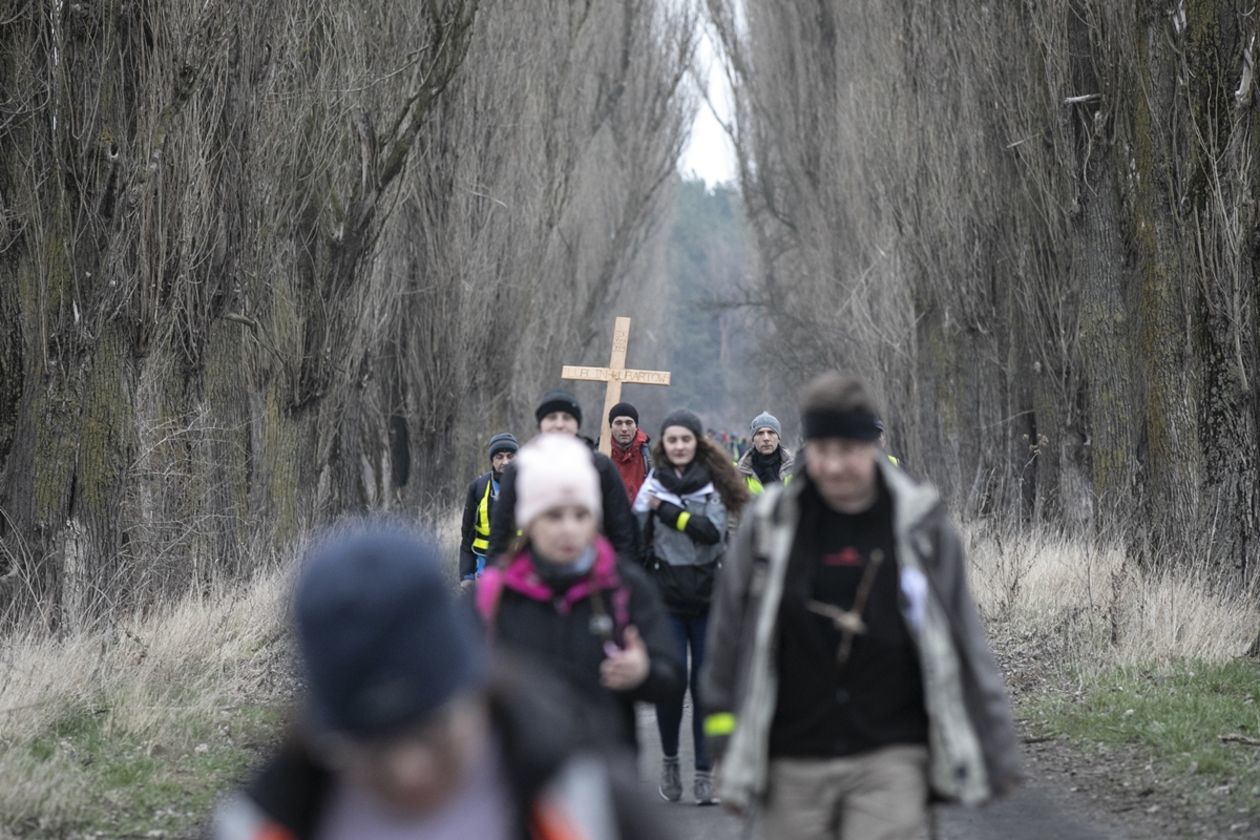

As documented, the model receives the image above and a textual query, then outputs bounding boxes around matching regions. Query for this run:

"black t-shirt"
[769,478,929,758]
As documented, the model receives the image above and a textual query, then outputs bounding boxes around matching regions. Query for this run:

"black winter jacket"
[479,542,681,751]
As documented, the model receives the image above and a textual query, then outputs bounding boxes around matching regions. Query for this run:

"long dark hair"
[651,434,750,515]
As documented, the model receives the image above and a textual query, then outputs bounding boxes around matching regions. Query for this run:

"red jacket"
[610,430,652,503]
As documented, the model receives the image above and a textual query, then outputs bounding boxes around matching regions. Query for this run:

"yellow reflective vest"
[472,478,493,555]
[743,473,793,495]
[736,446,796,495]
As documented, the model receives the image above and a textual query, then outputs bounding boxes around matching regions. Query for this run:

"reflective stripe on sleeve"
[704,712,736,737]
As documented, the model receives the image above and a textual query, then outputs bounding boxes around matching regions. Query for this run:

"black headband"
[801,408,882,442]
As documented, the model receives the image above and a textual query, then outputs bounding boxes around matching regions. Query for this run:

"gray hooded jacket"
[700,459,1021,809]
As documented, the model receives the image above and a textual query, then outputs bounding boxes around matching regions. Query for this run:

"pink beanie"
[514,434,603,529]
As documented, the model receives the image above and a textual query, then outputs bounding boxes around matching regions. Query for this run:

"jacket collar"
[236,669,580,838]
[737,445,795,477]
[501,537,621,612]
[878,456,940,535]
[610,429,649,461]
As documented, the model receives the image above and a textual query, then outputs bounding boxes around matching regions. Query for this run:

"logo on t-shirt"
[822,546,864,567]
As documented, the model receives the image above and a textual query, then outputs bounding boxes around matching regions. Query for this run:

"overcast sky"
[678,26,737,186]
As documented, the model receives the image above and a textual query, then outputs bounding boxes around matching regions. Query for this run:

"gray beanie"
[750,411,782,437]
[487,432,519,460]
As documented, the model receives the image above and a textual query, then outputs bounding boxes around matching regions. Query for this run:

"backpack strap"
[475,569,506,640]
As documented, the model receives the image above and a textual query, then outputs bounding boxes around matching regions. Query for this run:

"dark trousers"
[655,612,710,771]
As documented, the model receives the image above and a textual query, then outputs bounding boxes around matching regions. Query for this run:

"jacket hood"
[782,455,939,530]
[497,537,621,611]
[879,456,941,532]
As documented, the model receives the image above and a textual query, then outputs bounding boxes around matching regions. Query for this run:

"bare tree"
[375,0,696,500]
[708,1,1259,578]
[0,0,696,628]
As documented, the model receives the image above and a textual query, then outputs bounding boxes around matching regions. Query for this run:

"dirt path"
[635,704,1136,840]
[936,785,1128,840]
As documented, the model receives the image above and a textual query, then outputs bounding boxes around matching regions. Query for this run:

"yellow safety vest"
[473,479,493,554]
[888,454,900,466]
[744,473,792,495]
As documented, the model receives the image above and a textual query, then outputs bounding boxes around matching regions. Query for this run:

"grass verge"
[0,564,292,838]
[1027,660,1260,808]
[1,516,461,838]
[5,703,283,838]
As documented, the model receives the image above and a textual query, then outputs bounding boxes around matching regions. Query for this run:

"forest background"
[2,1,1259,836]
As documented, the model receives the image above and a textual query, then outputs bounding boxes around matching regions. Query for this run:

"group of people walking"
[216,372,1020,840]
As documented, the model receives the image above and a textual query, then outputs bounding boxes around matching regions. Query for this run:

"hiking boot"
[694,770,719,806]
[659,757,682,802]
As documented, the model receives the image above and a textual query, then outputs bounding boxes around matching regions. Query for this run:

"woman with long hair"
[634,409,749,806]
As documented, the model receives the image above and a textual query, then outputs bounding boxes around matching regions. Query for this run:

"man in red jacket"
[608,402,652,503]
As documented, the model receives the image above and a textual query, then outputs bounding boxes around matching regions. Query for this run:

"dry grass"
[0,563,291,742]
[2,510,1253,834]
[0,514,466,836]
[0,559,293,836]
[971,526,1260,826]
[966,524,1258,674]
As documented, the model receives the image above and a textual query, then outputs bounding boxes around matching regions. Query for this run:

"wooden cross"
[562,317,671,455]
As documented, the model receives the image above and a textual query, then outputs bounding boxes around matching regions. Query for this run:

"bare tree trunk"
[708,0,1259,575]
[0,0,484,627]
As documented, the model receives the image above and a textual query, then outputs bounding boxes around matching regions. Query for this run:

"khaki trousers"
[758,745,930,840]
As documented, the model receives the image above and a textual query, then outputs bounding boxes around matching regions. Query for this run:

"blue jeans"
[656,613,710,771]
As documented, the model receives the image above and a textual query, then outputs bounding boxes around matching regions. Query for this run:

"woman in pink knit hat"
[475,433,682,754]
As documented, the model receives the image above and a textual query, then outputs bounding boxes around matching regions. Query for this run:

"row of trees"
[0,0,696,627]
[636,178,762,432]
[709,1,1259,581]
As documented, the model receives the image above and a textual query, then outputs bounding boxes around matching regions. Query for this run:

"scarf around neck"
[751,447,782,486]
[530,545,598,593]
[656,459,712,497]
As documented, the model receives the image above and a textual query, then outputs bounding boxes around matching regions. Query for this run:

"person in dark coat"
[212,524,673,840]
[476,434,681,753]
[488,389,639,563]
[459,432,519,587]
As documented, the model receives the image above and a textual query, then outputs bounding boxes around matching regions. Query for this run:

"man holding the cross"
[702,372,1019,840]
[487,389,640,563]
[608,402,652,503]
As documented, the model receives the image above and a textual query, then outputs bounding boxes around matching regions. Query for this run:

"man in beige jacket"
[702,372,1020,839]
